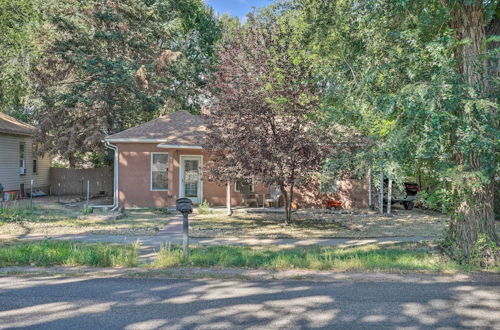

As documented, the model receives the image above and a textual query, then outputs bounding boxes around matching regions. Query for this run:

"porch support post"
[226,181,232,216]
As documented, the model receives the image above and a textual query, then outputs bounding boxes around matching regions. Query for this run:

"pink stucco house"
[105,111,368,209]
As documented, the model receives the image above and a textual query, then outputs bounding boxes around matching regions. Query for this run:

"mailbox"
[176,198,192,260]
[176,198,193,214]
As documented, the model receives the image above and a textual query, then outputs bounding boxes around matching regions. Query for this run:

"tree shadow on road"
[0,274,498,329]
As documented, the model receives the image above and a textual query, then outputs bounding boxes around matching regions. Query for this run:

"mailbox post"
[176,198,193,260]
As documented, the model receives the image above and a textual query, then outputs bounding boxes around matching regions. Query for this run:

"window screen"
[151,153,168,190]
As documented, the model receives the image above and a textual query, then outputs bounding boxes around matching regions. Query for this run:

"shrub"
[197,200,212,214]
[0,206,32,223]
[81,205,93,215]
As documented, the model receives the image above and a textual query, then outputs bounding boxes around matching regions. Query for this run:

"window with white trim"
[32,144,38,174]
[235,178,254,193]
[151,153,168,191]
[19,143,26,175]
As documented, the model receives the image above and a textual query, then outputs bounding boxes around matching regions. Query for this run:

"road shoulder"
[1,266,498,283]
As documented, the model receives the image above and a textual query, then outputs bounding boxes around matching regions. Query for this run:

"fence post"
[379,170,384,214]
[29,179,33,212]
[86,180,90,208]
[387,176,392,216]
[368,168,372,209]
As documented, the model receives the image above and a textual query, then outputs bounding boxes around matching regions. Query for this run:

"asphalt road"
[0,275,498,329]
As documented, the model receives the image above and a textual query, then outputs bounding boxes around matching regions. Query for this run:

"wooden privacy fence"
[50,167,113,197]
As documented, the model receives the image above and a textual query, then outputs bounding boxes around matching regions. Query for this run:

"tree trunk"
[68,155,77,168]
[288,183,295,223]
[446,1,498,263]
[448,182,497,261]
[280,185,293,225]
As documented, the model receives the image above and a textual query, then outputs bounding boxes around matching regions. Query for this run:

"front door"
[180,156,202,204]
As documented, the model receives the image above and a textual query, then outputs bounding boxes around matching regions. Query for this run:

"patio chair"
[263,193,278,208]
[242,193,259,207]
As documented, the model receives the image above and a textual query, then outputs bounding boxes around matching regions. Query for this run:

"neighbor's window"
[151,153,168,190]
[19,143,26,175]
[235,178,254,193]
[32,158,38,174]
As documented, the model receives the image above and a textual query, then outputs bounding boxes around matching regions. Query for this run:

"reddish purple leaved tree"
[204,15,331,224]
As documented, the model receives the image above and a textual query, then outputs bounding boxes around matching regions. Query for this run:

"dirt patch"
[190,207,449,239]
[0,266,495,282]
[0,198,171,236]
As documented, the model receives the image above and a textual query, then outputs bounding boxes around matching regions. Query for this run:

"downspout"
[107,141,120,211]
[92,141,119,210]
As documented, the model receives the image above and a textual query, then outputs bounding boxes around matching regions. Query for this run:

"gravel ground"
[190,207,449,239]
[0,197,171,237]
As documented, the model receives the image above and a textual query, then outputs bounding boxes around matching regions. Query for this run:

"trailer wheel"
[403,201,414,210]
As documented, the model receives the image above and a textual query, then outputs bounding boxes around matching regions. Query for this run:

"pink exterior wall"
[116,143,269,209]
[294,179,369,209]
[117,143,170,208]
[116,142,368,209]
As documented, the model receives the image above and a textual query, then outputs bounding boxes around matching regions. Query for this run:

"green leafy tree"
[297,0,498,264]
[31,0,220,167]
[0,0,39,120]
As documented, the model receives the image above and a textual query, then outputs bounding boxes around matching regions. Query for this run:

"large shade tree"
[0,0,39,121]
[205,12,332,224]
[298,0,498,264]
[31,0,220,167]
[444,0,498,264]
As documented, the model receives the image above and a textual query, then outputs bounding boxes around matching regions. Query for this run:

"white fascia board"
[104,138,168,143]
[156,144,203,150]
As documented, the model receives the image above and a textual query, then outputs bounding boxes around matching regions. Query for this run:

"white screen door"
[180,156,202,204]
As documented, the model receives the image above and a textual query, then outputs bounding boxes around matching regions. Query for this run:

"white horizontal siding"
[0,133,51,192]
[35,154,51,188]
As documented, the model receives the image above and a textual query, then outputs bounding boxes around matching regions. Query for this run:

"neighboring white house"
[0,113,51,199]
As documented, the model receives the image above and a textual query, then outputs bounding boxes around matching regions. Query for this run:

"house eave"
[104,138,169,143]
[0,129,34,137]
[156,144,203,150]
[103,138,203,149]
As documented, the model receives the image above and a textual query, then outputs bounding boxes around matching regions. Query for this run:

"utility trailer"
[384,182,419,210]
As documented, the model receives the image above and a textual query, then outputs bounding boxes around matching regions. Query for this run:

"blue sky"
[205,0,272,19]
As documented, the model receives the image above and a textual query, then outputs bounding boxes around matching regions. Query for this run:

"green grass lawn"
[151,242,496,273]
[0,240,139,267]
[0,240,496,273]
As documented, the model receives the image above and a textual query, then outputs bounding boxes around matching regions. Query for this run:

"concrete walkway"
[0,214,437,261]
[157,214,183,236]
[0,232,436,247]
